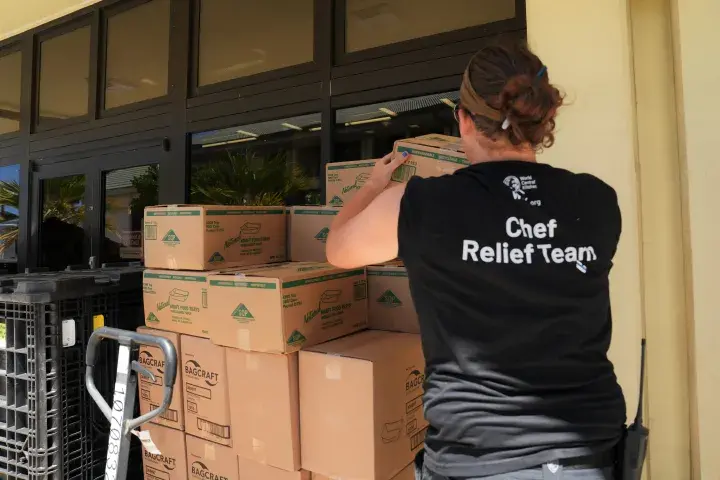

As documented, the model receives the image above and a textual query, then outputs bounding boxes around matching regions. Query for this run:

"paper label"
[132,430,162,455]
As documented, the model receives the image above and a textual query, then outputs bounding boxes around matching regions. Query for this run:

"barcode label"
[410,427,427,451]
[145,223,158,240]
[197,418,230,439]
[392,164,416,183]
[353,280,367,301]
[150,404,179,422]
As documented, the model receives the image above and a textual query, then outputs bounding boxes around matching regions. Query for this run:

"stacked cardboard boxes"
[138,135,464,480]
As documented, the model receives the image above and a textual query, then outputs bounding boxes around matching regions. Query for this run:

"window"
[0,52,21,135]
[40,174,86,271]
[0,164,21,272]
[38,26,91,122]
[345,0,516,53]
[105,0,171,109]
[190,113,322,205]
[334,91,458,161]
[105,165,159,264]
[197,0,314,87]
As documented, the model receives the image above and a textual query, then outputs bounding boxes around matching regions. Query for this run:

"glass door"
[102,163,159,265]
[32,163,92,271]
[93,146,163,267]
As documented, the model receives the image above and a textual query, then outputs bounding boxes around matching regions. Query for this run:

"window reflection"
[105,0,170,109]
[0,164,20,272]
[40,175,86,271]
[191,113,321,205]
[0,52,21,135]
[39,27,91,122]
[346,0,515,53]
[198,0,314,86]
[105,165,159,264]
[334,91,458,161]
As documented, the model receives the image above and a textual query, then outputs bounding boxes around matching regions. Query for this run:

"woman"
[326,41,626,480]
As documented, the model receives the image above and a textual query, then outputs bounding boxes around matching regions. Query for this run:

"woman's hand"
[368,151,409,190]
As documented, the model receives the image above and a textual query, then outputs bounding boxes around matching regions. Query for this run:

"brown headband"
[459,68,504,122]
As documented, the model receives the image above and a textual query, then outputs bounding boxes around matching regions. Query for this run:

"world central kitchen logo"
[304,289,343,323]
[138,350,165,374]
[191,461,228,480]
[157,288,189,311]
[184,360,219,387]
[342,172,371,194]
[145,450,176,471]
[224,222,262,249]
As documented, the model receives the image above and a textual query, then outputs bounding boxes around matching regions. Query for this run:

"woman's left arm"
[326,152,409,269]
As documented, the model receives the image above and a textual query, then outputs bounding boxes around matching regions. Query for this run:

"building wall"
[670,0,720,478]
[526,0,644,424]
[529,0,718,478]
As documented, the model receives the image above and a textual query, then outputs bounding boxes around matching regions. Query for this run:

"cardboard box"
[300,331,427,480]
[137,327,185,430]
[238,457,310,480]
[181,336,232,446]
[325,160,376,206]
[186,434,238,480]
[141,423,188,480]
[367,265,419,334]
[392,134,469,183]
[207,262,368,353]
[288,206,340,263]
[227,348,300,471]
[143,270,211,337]
[144,205,287,271]
[312,463,414,480]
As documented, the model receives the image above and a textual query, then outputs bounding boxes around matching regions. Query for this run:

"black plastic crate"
[0,266,145,480]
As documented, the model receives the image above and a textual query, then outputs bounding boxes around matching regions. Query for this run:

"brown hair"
[461,40,564,150]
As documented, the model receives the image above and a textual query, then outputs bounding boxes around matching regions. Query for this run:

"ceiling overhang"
[0,0,101,42]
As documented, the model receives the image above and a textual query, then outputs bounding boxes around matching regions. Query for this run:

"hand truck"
[85,327,178,480]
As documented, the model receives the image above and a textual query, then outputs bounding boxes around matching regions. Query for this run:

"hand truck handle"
[85,327,178,432]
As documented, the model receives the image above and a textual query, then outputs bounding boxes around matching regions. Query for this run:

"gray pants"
[415,455,615,480]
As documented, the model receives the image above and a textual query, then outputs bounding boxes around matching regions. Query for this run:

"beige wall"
[529,0,718,478]
[0,0,101,41]
[630,0,691,478]
[670,0,720,478]
[527,0,644,424]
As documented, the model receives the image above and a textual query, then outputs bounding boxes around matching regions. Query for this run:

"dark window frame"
[98,0,173,117]
[335,0,526,64]
[188,0,319,97]
[0,0,525,271]
[0,43,23,141]
[33,16,95,132]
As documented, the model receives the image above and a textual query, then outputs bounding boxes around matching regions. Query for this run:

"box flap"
[143,269,211,281]
[290,206,340,215]
[399,134,464,152]
[304,330,417,362]
[326,159,378,170]
[211,262,344,281]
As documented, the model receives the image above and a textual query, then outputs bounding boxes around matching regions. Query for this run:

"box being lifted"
[392,134,469,183]
[207,262,368,354]
[144,205,286,271]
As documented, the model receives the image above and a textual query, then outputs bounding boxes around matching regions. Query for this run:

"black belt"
[557,449,616,470]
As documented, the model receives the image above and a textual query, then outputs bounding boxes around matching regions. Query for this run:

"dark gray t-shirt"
[397,161,626,477]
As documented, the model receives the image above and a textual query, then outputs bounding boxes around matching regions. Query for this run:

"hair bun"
[499,73,564,149]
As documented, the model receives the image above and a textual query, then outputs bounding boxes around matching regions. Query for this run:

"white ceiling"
[0,0,101,41]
